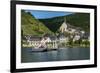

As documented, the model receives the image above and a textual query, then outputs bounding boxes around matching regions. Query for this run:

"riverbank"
[22,42,90,49]
[22,45,90,49]
[66,45,90,48]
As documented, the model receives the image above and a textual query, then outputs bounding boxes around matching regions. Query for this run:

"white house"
[73,34,81,42]
[67,28,76,34]
[27,36,42,48]
[58,33,69,43]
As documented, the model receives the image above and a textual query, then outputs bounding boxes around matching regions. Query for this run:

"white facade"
[59,22,68,33]
[26,37,58,49]
[73,35,80,42]
[59,36,69,43]
[68,28,76,34]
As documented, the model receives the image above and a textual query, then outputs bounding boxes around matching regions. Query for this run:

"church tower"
[59,17,68,33]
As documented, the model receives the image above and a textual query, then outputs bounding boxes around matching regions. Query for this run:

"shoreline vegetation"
[22,41,90,48]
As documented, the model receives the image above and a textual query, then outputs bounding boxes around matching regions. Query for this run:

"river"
[21,47,90,63]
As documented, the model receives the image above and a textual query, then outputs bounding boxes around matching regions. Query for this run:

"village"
[22,18,90,49]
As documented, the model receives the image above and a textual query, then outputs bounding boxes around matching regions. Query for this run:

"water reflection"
[21,47,90,63]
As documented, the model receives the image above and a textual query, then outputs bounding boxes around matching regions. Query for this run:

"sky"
[25,10,73,19]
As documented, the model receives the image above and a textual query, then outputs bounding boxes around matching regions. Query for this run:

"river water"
[21,47,90,63]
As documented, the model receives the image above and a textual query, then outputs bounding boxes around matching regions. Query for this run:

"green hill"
[21,10,53,36]
[39,13,90,32]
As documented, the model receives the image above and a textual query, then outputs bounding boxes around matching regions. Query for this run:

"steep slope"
[39,13,90,32]
[21,10,53,36]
